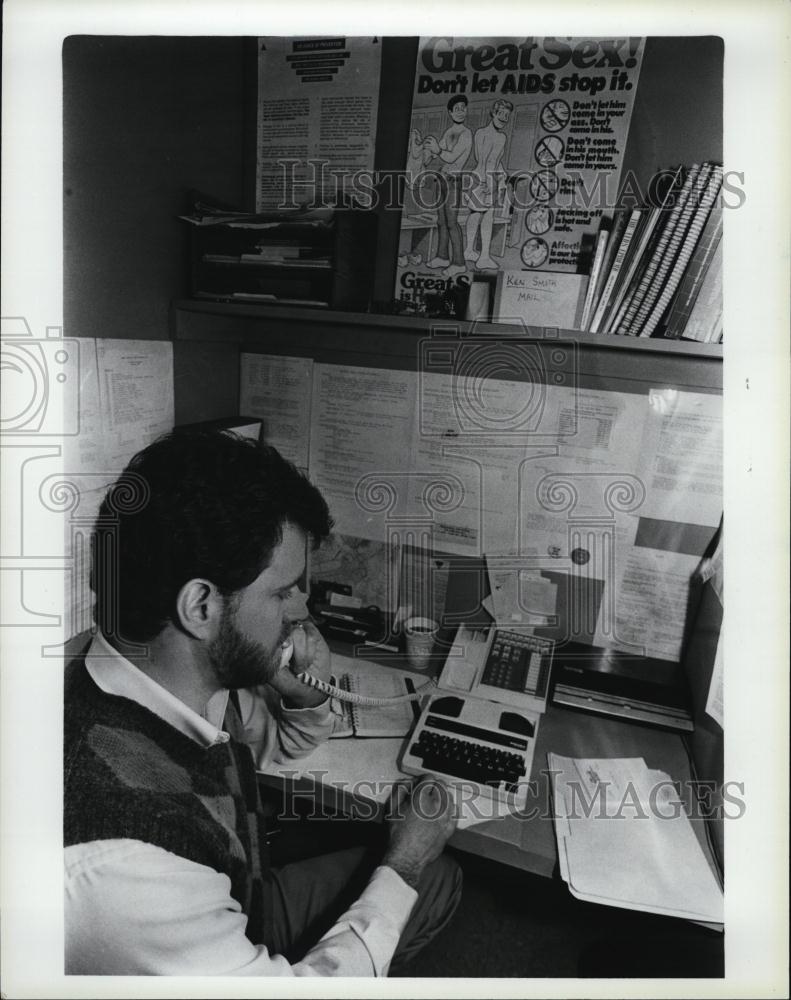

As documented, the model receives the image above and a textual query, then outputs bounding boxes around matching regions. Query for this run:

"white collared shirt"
[65,634,417,976]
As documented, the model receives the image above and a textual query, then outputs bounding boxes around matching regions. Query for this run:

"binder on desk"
[548,753,723,925]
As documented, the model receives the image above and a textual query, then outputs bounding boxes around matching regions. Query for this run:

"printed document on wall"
[59,339,174,639]
[256,37,382,210]
[636,390,723,528]
[240,353,314,469]
[415,372,561,555]
[412,371,489,555]
[515,386,645,569]
[309,364,417,541]
[96,340,174,470]
[600,546,700,661]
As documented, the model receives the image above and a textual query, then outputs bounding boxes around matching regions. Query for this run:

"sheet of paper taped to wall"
[487,564,558,626]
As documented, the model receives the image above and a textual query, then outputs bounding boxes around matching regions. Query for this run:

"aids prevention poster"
[395,36,645,310]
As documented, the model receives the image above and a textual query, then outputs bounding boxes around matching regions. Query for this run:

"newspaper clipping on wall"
[395,36,645,311]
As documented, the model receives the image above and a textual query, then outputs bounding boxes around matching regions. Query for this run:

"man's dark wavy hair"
[91,429,332,643]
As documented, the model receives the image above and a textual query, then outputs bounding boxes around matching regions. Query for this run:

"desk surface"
[259,656,716,880]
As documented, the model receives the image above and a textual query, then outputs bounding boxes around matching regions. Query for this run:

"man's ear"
[175,578,223,640]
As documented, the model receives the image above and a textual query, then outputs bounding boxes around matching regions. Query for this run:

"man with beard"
[64,429,460,976]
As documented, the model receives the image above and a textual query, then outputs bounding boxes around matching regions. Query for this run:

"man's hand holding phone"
[268,619,332,710]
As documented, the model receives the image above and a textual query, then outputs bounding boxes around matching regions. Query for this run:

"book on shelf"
[600,167,684,334]
[630,163,716,337]
[638,165,723,338]
[588,208,643,333]
[615,164,705,336]
[613,166,696,335]
[662,203,723,339]
[578,227,610,331]
[678,239,723,342]
[544,160,725,343]
[329,671,420,739]
[586,210,631,320]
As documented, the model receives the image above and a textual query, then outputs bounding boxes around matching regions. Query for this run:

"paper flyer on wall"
[256,36,382,210]
[395,36,645,312]
[239,353,314,470]
[61,339,175,639]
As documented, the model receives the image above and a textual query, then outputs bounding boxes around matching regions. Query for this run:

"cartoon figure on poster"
[422,96,472,278]
[463,98,513,271]
[399,96,473,277]
[398,96,516,278]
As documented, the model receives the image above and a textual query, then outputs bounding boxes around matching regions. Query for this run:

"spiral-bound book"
[329,671,420,738]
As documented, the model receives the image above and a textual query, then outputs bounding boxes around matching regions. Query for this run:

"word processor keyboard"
[401,693,537,805]
[400,626,554,805]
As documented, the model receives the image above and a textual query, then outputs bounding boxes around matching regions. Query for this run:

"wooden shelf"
[171,298,723,360]
[171,297,722,398]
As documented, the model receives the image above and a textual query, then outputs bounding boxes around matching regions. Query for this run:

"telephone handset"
[279,637,295,671]
[278,636,434,707]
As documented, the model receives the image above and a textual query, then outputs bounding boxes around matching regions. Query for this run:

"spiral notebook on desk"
[329,671,420,739]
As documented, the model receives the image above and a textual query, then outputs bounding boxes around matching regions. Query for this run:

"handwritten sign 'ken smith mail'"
[493,270,589,330]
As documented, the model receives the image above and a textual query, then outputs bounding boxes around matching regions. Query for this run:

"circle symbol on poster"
[534,136,564,168]
[521,238,549,268]
[529,170,559,203]
[525,206,554,236]
[540,99,571,133]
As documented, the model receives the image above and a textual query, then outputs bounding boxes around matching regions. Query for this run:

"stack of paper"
[549,754,723,924]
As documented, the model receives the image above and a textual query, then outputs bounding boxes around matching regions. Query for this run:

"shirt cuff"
[367,864,419,917]
[316,865,418,975]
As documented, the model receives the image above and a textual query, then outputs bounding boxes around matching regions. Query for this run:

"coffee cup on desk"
[404,617,439,670]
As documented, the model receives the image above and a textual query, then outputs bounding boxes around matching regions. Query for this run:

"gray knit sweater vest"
[64,656,270,944]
